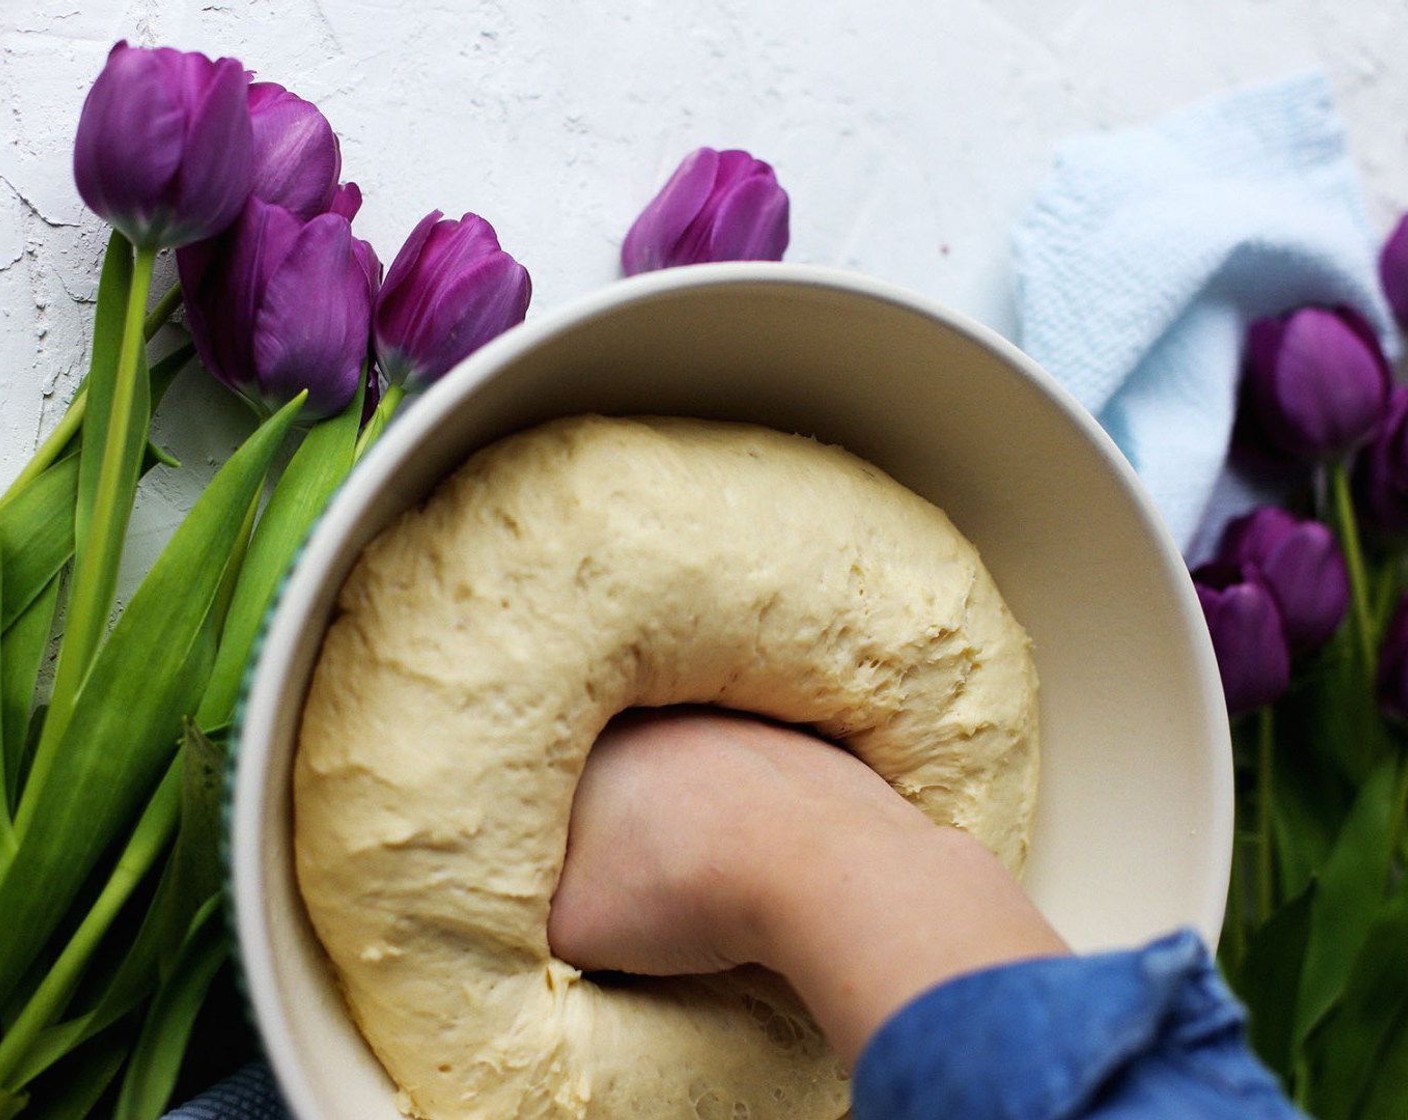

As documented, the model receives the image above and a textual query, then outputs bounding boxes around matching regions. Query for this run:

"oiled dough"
[295,415,1038,1120]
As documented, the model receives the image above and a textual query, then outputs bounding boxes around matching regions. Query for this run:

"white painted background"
[3,0,1408,586]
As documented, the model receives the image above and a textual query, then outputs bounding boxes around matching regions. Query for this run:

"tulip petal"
[1355,387,1408,534]
[1273,308,1387,454]
[379,210,443,309]
[353,236,382,301]
[73,44,185,245]
[180,198,287,395]
[330,182,363,221]
[167,55,253,246]
[175,238,222,383]
[1380,215,1408,328]
[1197,581,1290,715]
[621,148,719,275]
[1218,506,1349,655]
[253,214,369,419]
[423,214,504,275]
[707,172,790,262]
[375,212,448,381]
[248,82,341,220]
[406,253,531,386]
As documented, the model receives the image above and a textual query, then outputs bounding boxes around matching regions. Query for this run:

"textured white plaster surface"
[3,0,1408,583]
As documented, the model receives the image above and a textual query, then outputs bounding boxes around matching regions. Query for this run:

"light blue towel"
[1014,70,1395,560]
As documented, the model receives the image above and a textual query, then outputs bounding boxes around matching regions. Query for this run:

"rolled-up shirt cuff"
[852,928,1303,1119]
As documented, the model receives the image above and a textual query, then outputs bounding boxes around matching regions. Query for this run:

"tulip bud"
[1376,594,1408,722]
[1239,306,1390,463]
[621,147,790,276]
[1193,563,1291,716]
[1379,213,1408,329]
[1216,507,1349,655]
[178,197,374,419]
[247,81,342,222]
[374,211,531,389]
[73,42,253,249]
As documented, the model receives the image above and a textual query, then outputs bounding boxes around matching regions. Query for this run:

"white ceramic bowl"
[231,263,1232,1120]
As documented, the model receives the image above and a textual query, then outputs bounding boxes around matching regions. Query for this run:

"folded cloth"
[1013,71,1395,559]
[160,1062,287,1120]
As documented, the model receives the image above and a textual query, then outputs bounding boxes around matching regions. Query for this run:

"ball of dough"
[295,415,1038,1120]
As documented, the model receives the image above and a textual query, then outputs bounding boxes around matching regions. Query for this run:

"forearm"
[748,818,1068,1066]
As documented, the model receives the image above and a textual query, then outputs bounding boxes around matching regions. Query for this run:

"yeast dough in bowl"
[294,414,1039,1119]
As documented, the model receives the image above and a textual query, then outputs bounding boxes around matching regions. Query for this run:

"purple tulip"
[247,81,341,222]
[1193,563,1291,716]
[1379,214,1408,328]
[1376,594,1408,722]
[1354,387,1408,535]
[178,197,374,419]
[1216,507,1349,655]
[374,211,531,388]
[1240,306,1391,463]
[621,147,790,276]
[74,42,252,249]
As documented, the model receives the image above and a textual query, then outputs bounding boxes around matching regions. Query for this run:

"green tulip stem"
[1256,705,1275,925]
[25,244,157,814]
[353,380,406,463]
[0,280,180,514]
[144,281,182,338]
[0,759,179,1091]
[1331,462,1376,672]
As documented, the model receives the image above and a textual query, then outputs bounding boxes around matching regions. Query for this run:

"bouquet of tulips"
[0,42,535,1118]
[1198,226,1408,1119]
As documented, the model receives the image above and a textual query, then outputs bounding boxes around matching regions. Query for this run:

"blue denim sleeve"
[851,928,1305,1119]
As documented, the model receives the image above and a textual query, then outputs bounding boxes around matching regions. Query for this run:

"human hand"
[548,706,1067,1065]
[547,706,911,976]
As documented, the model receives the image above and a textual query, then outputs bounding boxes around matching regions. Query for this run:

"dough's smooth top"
[295,415,1039,1120]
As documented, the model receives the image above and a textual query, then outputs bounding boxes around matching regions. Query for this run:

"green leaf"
[1271,719,1348,903]
[198,374,363,730]
[161,721,225,956]
[0,454,78,632]
[1358,1004,1408,1119]
[1231,880,1315,1084]
[112,900,225,1120]
[1294,757,1397,1048]
[1303,894,1408,1120]
[0,558,7,848]
[1300,626,1389,789]
[74,233,141,561]
[2,578,58,819]
[40,242,157,780]
[0,394,304,1002]
[4,723,227,1088]
[0,759,180,1096]
[15,1023,129,1120]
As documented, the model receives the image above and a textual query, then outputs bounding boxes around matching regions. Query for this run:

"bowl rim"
[229,261,1232,1118]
